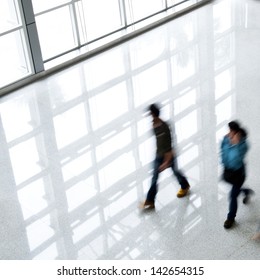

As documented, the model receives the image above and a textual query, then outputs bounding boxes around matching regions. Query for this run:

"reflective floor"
[0,0,260,260]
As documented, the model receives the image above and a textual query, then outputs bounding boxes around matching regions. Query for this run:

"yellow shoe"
[177,186,190,198]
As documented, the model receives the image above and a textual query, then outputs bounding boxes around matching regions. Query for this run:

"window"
[126,0,165,23]
[35,5,77,60]
[76,0,123,43]
[31,0,70,14]
[0,0,32,88]
[0,0,208,91]
[0,0,21,33]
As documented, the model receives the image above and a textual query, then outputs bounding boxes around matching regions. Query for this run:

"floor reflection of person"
[221,121,254,229]
[140,104,190,209]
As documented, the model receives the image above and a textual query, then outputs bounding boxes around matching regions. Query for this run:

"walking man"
[221,121,254,229]
[140,104,190,209]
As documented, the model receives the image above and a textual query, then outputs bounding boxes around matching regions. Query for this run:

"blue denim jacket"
[221,135,248,170]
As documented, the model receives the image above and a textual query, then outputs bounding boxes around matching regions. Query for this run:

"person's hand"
[159,150,174,172]
[159,161,169,172]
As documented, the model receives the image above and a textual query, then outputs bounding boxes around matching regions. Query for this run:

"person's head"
[149,103,160,118]
[228,121,240,138]
[228,121,240,134]
[228,120,247,139]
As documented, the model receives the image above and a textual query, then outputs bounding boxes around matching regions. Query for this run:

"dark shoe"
[224,219,235,229]
[243,189,255,204]
[139,200,155,209]
[243,196,249,204]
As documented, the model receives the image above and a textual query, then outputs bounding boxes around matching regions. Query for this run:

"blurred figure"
[221,121,254,229]
[140,104,190,209]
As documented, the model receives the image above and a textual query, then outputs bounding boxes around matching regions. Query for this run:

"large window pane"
[168,0,199,12]
[35,6,77,60]
[32,0,70,14]
[167,0,187,6]
[0,0,21,33]
[76,0,123,42]
[167,0,202,5]
[126,0,165,23]
[0,30,32,88]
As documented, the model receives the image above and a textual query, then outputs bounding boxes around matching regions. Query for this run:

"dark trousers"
[223,167,250,220]
[146,155,189,203]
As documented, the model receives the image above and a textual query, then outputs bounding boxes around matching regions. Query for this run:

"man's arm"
[159,150,174,172]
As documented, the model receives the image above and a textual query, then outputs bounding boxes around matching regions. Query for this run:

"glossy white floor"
[1,0,260,260]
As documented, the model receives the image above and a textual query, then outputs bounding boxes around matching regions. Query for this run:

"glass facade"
[0,0,32,88]
[35,5,77,60]
[0,0,243,260]
[0,0,207,90]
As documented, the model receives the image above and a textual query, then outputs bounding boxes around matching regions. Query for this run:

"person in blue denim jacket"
[221,121,254,229]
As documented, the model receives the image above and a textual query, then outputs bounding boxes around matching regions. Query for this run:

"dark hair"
[239,127,248,138]
[228,121,240,133]
[149,103,160,117]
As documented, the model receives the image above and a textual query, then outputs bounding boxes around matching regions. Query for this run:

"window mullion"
[70,1,81,48]
[119,0,128,27]
[20,0,44,73]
